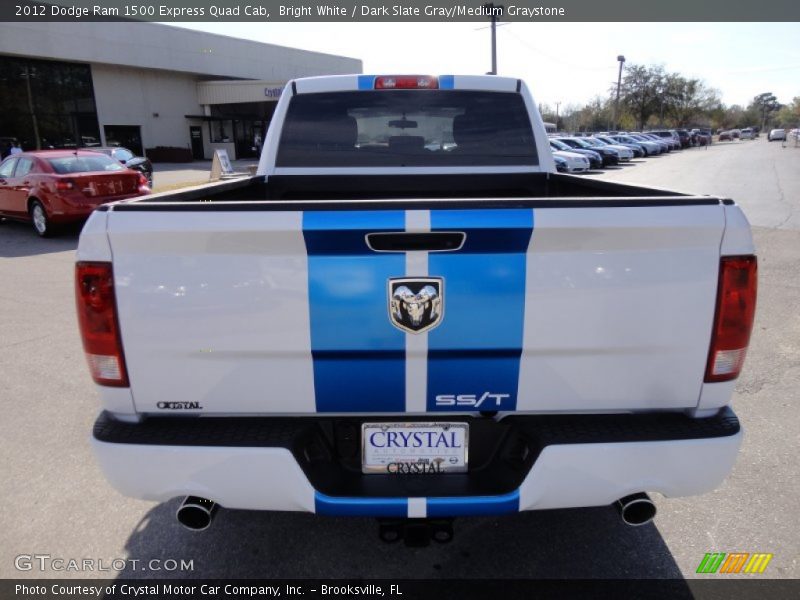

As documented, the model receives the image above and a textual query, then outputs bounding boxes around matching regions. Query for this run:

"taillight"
[375,76,438,89]
[705,256,758,382]
[137,173,149,187]
[56,179,74,192]
[75,262,128,387]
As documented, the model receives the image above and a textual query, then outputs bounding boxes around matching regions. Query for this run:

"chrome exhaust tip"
[176,496,218,531]
[615,492,656,526]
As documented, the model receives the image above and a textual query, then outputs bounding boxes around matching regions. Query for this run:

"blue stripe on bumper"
[315,492,408,517]
[427,490,520,517]
[314,491,521,518]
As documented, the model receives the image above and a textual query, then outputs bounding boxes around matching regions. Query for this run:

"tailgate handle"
[366,232,465,252]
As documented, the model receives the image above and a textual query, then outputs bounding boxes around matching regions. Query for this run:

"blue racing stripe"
[304,211,406,412]
[427,209,534,412]
[315,492,408,517]
[358,75,375,90]
[427,490,520,517]
[303,210,402,255]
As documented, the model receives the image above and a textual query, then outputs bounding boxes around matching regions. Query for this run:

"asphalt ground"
[151,160,258,192]
[0,138,797,581]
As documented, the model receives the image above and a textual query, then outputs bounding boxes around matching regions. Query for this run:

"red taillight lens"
[705,256,758,382]
[138,173,149,187]
[375,76,438,89]
[56,179,74,192]
[75,262,128,387]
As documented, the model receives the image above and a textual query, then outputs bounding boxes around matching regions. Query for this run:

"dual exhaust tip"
[615,492,657,526]
[175,492,656,532]
[176,496,218,531]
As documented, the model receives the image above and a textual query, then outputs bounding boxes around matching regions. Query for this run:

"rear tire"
[30,200,53,238]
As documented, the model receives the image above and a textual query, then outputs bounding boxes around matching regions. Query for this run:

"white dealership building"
[0,22,362,159]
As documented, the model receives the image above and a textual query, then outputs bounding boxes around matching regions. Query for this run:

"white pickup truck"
[78,75,756,543]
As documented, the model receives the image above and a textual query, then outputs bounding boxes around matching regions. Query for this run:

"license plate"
[361,422,468,474]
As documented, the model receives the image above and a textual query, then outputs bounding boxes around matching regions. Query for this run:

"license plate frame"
[361,422,469,475]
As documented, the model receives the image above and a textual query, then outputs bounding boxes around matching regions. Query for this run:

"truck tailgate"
[106,202,724,415]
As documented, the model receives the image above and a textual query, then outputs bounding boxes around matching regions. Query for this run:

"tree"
[539,103,563,131]
[724,105,746,129]
[663,76,720,127]
[570,96,614,132]
[619,64,665,130]
[775,97,800,128]
[751,92,781,130]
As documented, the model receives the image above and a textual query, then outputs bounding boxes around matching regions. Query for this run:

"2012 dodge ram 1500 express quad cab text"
[78,75,756,542]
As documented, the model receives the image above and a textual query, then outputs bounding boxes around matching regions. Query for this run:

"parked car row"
[717,127,766,142]
[549,129,706,174]
[0,148,151,236]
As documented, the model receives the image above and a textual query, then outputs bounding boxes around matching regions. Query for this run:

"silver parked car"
[768,128,786,141]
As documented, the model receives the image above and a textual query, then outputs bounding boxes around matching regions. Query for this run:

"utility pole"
[484,3,503,75]
[613,55,625,130]
[555,101,561,130]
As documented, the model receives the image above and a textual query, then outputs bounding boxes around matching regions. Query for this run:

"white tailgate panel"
[517,206,724,410]
[107,211,315,414]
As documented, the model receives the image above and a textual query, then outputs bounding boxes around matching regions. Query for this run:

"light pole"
[483,3,503,75]
[613,55,625,130]
[555,101,561,130]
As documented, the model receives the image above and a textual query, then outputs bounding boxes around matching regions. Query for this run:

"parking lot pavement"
[0,139,798,580]
[592,138,800,230]
[152,159,259,191]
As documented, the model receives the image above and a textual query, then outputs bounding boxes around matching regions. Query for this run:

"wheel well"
[27,197,42,215]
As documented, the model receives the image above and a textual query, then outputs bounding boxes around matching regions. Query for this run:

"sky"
[169,21,800,109]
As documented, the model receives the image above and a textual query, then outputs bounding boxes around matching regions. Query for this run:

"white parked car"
[551,149,591,173]
[768,128,786,141]
[740,128,755,140]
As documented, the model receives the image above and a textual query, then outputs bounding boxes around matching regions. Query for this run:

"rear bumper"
[91,408,742,518]
[50,193,144,223]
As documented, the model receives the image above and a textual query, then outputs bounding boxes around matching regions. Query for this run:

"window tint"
[0,158,17,178]
[14,157,35,177]
[0,56,99,150]
[47,155,125,174]
[277,90,538,167]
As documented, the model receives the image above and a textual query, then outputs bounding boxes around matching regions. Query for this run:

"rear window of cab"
[277,90,538,167]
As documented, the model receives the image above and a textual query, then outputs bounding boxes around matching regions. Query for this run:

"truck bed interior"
[110,173,727,211]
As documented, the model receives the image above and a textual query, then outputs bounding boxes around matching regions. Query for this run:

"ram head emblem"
[388,278,444,334]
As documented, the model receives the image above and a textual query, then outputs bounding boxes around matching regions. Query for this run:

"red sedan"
[0,150,150,237]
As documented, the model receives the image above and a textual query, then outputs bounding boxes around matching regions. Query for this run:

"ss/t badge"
[388,277,444,334]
